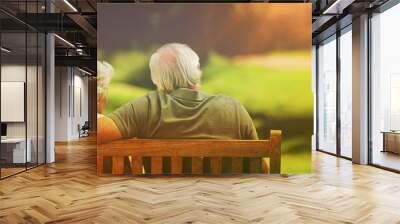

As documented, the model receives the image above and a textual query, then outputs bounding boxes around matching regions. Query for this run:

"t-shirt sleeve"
[238,103,259,140]
[107,102,138,139]
[107,97,148,139]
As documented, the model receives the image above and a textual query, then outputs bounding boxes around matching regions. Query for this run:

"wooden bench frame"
[97,130,281,175]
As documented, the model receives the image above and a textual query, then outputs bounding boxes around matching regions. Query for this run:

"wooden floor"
[0,167,26,178]
[0,137,400,224]
[372,150,400,171]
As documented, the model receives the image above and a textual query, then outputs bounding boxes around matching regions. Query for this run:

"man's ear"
[191,83,201,91]
[97,94,108,114]
[103,93,109,106]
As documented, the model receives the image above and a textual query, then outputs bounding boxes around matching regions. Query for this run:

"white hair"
[97,60,114,101]
[149,43,202,92]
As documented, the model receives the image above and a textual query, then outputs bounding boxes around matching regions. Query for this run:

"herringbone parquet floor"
[1,137,400,224]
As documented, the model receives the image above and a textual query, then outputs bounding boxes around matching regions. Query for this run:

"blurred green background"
[98,4,312,174]
[100,50,312,174]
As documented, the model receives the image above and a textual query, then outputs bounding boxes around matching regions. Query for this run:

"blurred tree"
[98,4,311,58]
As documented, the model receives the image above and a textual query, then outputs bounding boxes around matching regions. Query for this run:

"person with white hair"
[97,43,258,144]
[97,60,114,117]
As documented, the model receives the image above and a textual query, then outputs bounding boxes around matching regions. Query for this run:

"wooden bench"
[97,130,281,175]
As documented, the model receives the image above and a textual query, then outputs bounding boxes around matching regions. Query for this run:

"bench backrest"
[97,130,281,175]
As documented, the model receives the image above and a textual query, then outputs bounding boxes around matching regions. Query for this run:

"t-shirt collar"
[169,88,209,101]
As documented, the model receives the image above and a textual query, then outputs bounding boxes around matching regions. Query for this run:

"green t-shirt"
[108,88,258,140]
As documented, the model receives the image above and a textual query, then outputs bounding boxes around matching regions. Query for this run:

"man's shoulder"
[212,94,241,105]
[205,94,243,111]
[134,91,160,102]
[124,92,155,108]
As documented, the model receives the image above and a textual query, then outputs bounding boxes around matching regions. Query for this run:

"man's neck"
[190,85,200,91]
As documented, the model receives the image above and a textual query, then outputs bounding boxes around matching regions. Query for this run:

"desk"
[1,138,31,164]
[382,131,400,154]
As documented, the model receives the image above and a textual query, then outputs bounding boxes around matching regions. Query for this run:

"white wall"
[1,65,27,138]
[55,67,89,141]
[1,66,27,165]
[55,67,70,141]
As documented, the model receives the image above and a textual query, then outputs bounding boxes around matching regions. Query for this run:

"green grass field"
[103,50,312,173]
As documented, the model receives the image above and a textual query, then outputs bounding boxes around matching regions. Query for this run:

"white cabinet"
[1,138,32,163]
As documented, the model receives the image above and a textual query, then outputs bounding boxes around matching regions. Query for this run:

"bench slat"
[131,156,143,174]
[151,156,163,174]
[210,157,222,174]
[112,156,124,174]
[97,154,104,175]
[192,157,203,174]
[171,157,182,174]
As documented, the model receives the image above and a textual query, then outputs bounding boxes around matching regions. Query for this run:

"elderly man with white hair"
[98,43,258,144]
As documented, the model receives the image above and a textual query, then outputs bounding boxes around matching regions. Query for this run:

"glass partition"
[0,2,46,179]
[38,32,46,165]
[371,3,400,171]
[27,31,38,169]
[317,35,337,154]
[339,27,352,158]
[1,31,28,177]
